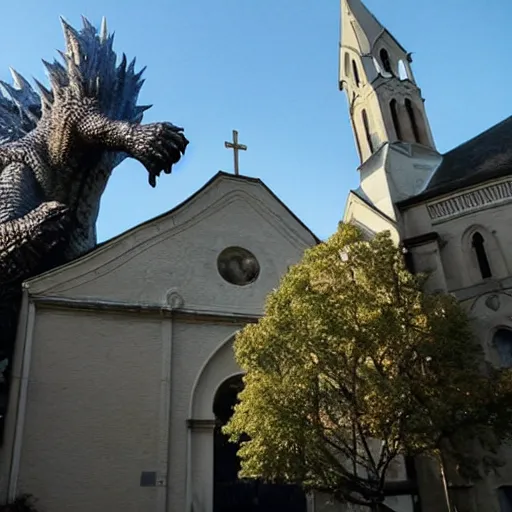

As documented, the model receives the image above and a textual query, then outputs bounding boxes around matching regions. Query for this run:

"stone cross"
[224,130,247,175]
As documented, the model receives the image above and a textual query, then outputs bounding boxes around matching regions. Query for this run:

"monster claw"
[129,121,187,185]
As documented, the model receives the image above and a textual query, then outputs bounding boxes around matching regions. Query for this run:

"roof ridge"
[400,115,512,206]
[442,115,512,158]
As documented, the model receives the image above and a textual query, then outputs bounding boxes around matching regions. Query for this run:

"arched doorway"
[213,375,307,512]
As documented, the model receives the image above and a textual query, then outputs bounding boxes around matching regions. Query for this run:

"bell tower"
[339,0,441,216]
[339,0,436,164]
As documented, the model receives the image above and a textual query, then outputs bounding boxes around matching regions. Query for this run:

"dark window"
[213,375,307,512]
[498,485,512,511]
[352,60,361,86]
[402,246,415,274]
[390,99,401,140]
[493,330,512,368]
[404,455,417,481]
[380,48,392,74]
[353,124,363,160]
[405,99,420,143]
[361,109,374,153]
[472,232,492,279]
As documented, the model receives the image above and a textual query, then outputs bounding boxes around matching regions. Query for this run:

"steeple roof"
[340,0,406,54]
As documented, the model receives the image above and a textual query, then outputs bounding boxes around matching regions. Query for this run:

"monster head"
[0,16,150,156]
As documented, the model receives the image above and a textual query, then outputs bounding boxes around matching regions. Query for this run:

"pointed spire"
[339,0,410,89]
[340,0,387,54]
[338,0,437,168]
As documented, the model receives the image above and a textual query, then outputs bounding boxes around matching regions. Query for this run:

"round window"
[217,247,260,286]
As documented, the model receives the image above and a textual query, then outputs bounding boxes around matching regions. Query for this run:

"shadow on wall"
[0,495,39,511]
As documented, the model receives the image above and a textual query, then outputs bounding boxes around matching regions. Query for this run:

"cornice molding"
[427,179,512,222]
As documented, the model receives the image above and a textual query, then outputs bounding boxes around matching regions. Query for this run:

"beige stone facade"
[399,177,512,512]
[339,1,512,511]
[0,173,319,511]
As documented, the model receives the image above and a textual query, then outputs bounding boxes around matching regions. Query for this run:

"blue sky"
[0,0,510,241]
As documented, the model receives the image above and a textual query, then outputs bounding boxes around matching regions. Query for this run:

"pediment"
[343,190,399,242]
[26,173,318,317]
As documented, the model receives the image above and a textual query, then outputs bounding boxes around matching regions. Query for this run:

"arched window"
[405,99,420,143]
[390,99,402,140]
[212,375,307,511]
[498,485,512,511]
[344,53,351,78]
[361,109,374,153]
[372,56,383,75]
[493,330,512,368]
[398,60,409,80]
[472,232,492,279]
[352,60,361,86]
[379,48,392,74]
[353,124,363,160]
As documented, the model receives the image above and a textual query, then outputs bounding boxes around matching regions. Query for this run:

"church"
[1,1,511,511]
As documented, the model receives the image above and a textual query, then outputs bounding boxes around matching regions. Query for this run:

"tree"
[224,223,512,509]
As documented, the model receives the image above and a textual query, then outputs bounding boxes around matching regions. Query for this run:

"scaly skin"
[0,95,188,261]
[0,17,188,431]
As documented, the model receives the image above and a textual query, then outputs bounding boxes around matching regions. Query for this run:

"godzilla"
[0,17,188,429]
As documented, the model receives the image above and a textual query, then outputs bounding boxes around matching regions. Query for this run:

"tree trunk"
[439,454,453,512]
[415,456,451,512]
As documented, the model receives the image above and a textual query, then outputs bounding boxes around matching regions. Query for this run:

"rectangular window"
[498,486,512,512]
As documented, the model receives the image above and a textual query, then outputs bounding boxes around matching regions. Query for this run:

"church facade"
[0,173,320,512]
[0,1,511,511]
[339,0,512,511]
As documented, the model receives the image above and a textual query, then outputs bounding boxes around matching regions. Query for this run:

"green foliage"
[224,223,512,508]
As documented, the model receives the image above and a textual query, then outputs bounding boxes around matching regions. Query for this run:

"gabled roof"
[398,115,512,208]
[95,171,320,252]
[350,187,397,225]
[25,171,320,286]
